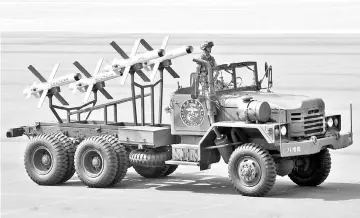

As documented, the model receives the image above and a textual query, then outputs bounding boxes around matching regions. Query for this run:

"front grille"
[289,108,325,138]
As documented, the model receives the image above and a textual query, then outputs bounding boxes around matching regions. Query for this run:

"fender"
[199,121,280,145]
[198,121,286,170]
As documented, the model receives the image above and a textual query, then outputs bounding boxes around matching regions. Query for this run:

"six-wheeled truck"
[6,37,354,197]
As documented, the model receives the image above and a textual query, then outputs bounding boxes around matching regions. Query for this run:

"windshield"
[213,62,258,92]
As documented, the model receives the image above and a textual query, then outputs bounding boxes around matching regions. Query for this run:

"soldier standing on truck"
[199,41,225,92]
[199,41,220,92]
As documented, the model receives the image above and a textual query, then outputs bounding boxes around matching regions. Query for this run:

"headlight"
[334,118,339,127]
[327,117,334,127]
[280,126,287,136]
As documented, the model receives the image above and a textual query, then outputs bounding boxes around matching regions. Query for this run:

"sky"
[0,0,359,33]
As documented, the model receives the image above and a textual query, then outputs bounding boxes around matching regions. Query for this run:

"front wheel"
[228,143,276,197]
[288,149,331,186]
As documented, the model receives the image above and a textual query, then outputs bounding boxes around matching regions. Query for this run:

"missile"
[69,69,119,93]
[144,45,193,81]
[112,49,165,69]
[111,38,166,85]
[24,73,82,96]
[23,63,82,108]
[69,58,109,103]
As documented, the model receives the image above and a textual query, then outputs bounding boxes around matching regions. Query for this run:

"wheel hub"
[240,163,256,181]
[238,157,261,187]
[91,157,101,168]
[32,146,53,175]
[41,154,51,166]
[82,149,104,177]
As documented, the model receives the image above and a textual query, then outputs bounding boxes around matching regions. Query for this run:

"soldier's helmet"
[200,41,214,50]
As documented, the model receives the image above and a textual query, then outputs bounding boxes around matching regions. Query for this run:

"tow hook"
[335,132,340,140]
[310,136,318,145]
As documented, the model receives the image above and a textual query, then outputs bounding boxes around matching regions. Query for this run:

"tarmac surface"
[1,32,360,217]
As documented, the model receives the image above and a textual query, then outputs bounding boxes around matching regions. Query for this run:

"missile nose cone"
[74,73,82,81]
[158,49,165,57]
[186,46,194,54]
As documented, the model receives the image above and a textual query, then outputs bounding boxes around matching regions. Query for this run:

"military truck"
[6,37,353,197]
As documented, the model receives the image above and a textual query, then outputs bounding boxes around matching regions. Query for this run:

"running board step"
[165,160,199,166]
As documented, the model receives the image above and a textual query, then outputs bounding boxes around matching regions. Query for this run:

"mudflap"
[215,134,232,164]
[199,130,221,170]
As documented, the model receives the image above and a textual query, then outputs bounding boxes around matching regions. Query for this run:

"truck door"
[171,93,211,135]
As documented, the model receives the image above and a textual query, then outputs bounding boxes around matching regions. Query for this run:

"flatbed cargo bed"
[7,121,178,148]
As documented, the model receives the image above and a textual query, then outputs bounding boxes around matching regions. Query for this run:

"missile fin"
[130,39,141,57]
[150,62,161,82]
[48,63,60,81]
[110,41,129,59]
[143,64,152,72]
[28,65,47,82]
[73,61,92,78]
[26,91,32,99]
[82,58,102,103]
[37,89,48,108]
[161,36,170,50]
[93,58,104,78]
[140,39,154,51]
[136,70,150,82]
[166,66,180,78]
[83,84,93,103]
[54,93,69,105]
[99,89,113,99]
[120,66,131,85]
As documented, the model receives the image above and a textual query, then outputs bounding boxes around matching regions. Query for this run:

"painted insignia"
[180,99,205,127]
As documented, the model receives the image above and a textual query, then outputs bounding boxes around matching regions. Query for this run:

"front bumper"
[279,132,353,157]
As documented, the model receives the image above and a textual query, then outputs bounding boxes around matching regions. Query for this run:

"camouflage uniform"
[199,41,217,91]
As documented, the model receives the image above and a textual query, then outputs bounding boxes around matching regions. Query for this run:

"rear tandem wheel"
[50,132,76,184]
[24,134,68,185]
[74,136,118,188]
[100,134,129,186]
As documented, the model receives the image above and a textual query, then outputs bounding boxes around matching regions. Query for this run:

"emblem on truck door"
[180,99,205,127]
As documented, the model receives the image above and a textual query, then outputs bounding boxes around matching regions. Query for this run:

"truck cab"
[170,61,270,136]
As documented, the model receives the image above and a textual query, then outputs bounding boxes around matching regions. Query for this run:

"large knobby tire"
[51,132,76,183]
[100,135,128,186]
[133,165,170,178]
[129,147,171,167]
[228,143,276,197]
[288,149,331,186]
[75,136,118,188]
[24,134,68,185]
